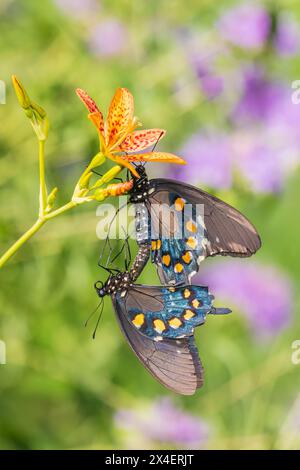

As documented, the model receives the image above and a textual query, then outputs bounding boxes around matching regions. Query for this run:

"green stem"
[0,202,78,269]
[0,152,109,269]
[0,218,46,268]
[38,140,47,216]
[45,201,77,220]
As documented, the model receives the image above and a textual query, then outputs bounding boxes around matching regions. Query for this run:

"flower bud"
[12,75,31,112]
[12,75,49,141]
[45,187,58,212]
[79,171,93,189]
[89,152,106,170]
[92,165,122,189]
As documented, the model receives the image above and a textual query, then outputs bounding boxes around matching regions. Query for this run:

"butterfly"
[94,239,231,395]
[126,164,261,286]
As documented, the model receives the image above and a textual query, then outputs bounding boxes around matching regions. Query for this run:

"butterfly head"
[95,272,132,298]
[129,165,149,203]
[94,280,106,298]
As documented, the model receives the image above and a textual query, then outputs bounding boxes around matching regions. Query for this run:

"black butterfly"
[94,238,231,395]
[115,164,261,285]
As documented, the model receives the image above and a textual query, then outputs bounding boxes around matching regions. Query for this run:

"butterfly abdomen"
[130,243,150,282]
[134,203,151,244]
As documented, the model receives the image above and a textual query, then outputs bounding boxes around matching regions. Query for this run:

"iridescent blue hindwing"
[149,191,206,285]
[115,285,214,340]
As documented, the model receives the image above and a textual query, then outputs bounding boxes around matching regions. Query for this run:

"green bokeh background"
[0,0,300,450]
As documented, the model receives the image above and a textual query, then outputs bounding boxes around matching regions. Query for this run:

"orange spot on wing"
[182,251,192,264]
[162,254,171,267]
[183,288,191,298]
[186,237,198,249]
[132,313,145,328]
[153,319,166,333]
[186,220,197,233]
[169,317,182,329]
[183,309,195,320]
[191,299,202,308]
[174,263,184,273]
[174,198,185,211]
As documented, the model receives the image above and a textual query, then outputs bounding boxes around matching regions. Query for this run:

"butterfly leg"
[91,168,123,183]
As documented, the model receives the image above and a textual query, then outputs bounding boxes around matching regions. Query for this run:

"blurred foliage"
[0,0,300,450]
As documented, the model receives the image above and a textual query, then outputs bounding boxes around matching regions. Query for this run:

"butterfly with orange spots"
[128,165,261,286]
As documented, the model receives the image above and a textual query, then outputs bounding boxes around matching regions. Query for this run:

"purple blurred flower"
[171,133,232,189]
[115,398,209,449]
[238,142,283,193]
[218,3,271,50]
[198,260,293,338]
[200,73,223,99]
[232,127,300,193]
[274,14,300,57]
[190,54,224,100]
[88,19,128,57]
[231,66,300,192]
[54,0,98,17]
[233,67,286,123]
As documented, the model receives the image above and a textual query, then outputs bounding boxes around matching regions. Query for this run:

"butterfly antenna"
[152,130,165,153]
[140,130,165,168]
[85,298,103,328]
[122,228,132,271]
[91,168,103,177]
[98,233,109,267]
[105,236,115,270]
[110,239,126,266]
[92,299,105,339]
[98,233,114,274]
[102,201,129,255]
[98,201,127,272]
[91,168,123,182]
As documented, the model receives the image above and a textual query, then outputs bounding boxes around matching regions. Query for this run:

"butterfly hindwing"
[111,291,204,395]
[114,284,213,340]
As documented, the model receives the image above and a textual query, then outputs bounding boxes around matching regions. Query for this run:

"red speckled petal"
[107,88,134,147]
[76,89,105,134]
[119,129,166,152]
[119,152,186,165]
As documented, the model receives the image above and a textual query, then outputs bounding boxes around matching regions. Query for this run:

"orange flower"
[76,87,185,177]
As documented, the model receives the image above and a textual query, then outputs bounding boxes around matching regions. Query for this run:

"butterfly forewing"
[147,178,261,285]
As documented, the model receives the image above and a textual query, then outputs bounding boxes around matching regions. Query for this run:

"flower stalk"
[0,78,127,268]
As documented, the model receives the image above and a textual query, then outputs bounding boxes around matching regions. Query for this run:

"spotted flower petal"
[121,151,186,165]
[88,112,105,135]
[76,88,105,134]
[76,88,100,113]
[119,129,166,152]
[106,87,134,147]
